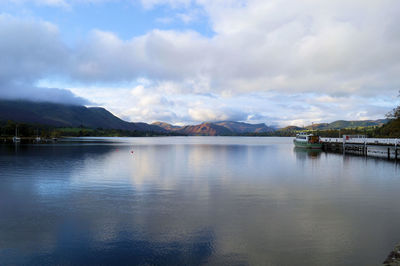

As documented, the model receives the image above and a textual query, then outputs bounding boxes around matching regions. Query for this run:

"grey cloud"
[0,84,90,105]
[72,29,210,83]
[247,113,279,123]
[193,92,218,98]
[0,15,88,105]
[0,15,68,83]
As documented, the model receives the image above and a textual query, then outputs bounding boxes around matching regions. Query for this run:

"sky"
[0,0,399,127]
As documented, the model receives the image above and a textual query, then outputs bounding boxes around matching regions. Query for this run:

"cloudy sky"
[0,0,399,126]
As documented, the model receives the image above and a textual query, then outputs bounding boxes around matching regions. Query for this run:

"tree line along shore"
[1,118,399,140]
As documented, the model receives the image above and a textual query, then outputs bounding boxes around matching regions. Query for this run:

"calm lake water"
[1,137,400,265]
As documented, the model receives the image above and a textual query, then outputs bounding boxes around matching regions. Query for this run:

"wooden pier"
[321,136,400,160]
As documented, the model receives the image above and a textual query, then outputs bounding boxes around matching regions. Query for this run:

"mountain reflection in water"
[0,137,400,266]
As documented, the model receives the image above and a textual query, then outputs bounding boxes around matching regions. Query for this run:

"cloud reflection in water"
[1,137,400,265]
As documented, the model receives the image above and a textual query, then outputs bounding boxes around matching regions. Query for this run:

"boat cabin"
[295,133,320,144]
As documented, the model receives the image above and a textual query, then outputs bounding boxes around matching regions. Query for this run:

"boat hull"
[293,140,322,149]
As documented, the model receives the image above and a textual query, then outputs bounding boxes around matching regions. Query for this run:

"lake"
[0,137,399,265]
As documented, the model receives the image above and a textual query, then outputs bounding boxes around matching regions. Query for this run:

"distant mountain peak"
[3,99,384,136]
[152,120,275,135]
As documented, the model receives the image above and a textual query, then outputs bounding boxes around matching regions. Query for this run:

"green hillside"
[278,126,306,132]
[0,100,165,132]
[374,118,400,137]
[305,120,387,130]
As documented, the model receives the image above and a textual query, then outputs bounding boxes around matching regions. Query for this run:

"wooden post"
[364,140,367,156]
[343,135,346,154]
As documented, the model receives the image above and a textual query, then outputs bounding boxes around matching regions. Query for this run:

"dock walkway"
[321,136,400,160]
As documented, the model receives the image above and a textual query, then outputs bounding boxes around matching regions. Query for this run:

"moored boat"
[293,132,322,149]
[13,126,21,143]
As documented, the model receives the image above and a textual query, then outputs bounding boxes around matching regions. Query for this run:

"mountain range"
[0,100,389,136]
[153,121,275,136]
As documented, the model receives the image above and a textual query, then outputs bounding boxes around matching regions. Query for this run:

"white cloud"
[61,0,400,99]
[188,107,248,122]
[68,79,391,126]
[1,0,400,123]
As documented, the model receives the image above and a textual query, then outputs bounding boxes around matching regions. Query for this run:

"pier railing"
[321,137,400,146]
[321,136,400,160]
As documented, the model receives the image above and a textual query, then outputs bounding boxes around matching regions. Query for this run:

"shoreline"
[1,137,60,144]
[383,243,400,265]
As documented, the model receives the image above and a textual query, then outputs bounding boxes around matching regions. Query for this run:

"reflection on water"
[294,147,322,159]
[1,137,400,265]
